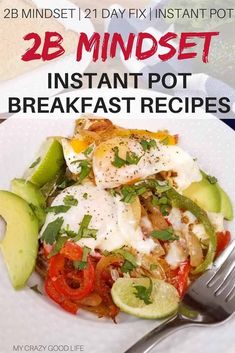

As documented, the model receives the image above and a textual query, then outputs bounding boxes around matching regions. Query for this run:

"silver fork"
[125,240,235,353]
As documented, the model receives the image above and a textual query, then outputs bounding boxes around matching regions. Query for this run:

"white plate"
[0,115,235,353]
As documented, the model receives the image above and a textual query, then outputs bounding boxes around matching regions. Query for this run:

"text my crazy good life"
[21,31,219,64]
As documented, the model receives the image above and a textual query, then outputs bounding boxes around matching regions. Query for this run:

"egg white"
[40,184,155,254]
[61,138,94,175]
[92,136,202,191]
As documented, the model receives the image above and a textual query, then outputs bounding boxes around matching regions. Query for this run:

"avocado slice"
[183,176,221,213]
[216,185,233,221]
[0,191,39,289]
[11,178,46,227]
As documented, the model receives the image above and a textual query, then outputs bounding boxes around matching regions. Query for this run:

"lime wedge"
[24,139,65,187]
[111,278,179,319]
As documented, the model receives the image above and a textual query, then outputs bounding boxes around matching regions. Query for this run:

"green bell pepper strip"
[166,188,216,274]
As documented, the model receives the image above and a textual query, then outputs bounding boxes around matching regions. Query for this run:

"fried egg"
[92,136,202,191]
[40,184,156,254]
[61,138,94,174]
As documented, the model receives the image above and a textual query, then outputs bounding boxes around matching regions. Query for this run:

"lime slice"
[111,277,179,319]
[24,138,65,187]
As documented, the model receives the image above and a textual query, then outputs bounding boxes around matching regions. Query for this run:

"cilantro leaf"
[120,186,137,203]
[62,224,78,238]
[41,217,64,245]
[120,184,147,203]
[46,205,71,214]
[78,160,92,183]
[152,180,171,194]
[109,189,117,197]
[160,204,170,216]
[29,157,41,169]
[82,228,98,238]
[112,147,141,168]
[83,145,94,157]
[73,215,98,242]
[70,159,91,182]
[112,147,126,168]
[134,278,153,305]
[206,174,218,184]
[63,195,78,206]
[150,227,179,241]
[151,195,159,207]
[125,151,142,165]
[115,248,137,267]
[151,195,170,216]
[140,139,157,151]
[121,260,135,273]
[73,246,91,270]
[73,261,87,270]
[47,236,69,258]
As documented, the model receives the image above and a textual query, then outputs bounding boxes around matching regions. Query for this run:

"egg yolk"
[70,138,89,153]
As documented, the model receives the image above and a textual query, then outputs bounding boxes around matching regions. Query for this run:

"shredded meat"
[141,197,169,230]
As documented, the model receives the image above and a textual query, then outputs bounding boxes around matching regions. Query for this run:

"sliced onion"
[187,232,203,267]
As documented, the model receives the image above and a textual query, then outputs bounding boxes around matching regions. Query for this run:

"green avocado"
[0,190,39,289]
[216,185,233,221]
[183,175,221,213]
[11,178,46,228]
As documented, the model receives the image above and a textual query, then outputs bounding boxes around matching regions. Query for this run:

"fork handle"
[124,314,191,353]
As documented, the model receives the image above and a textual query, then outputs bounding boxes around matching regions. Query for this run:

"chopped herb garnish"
[133,278,153,305]
[160,204,170,216]
[116,248,137,273]
[207,174,218,185]
[151,195,159,207]
[73,215,98,242]
[47,236,69,258]
[41,217,64,245]
[83,145,94,157]
[73,246,91,270]
[73,261,87,270]
[29,157,41,169]
[150,227,179,241]
[83,193,88,199]
[158,196,168,205]
[82,228,98,238]
[112,147,126,168]
[78,160,92,183]
[125,151,142,165]
[46,205,71,214]
[151,195,170,216]
[120,186,137,203]
[120,184,147,203]
[112,147,142,168]
[109,189,117,197]
[115,248,137,267]
[140,139,157,151]
[137,179,171,195]
[152,180,172,194]
[121,260,136,273]
[62,224,78,238]
[117,179,171,204]
[63,195,78,206]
